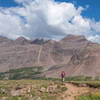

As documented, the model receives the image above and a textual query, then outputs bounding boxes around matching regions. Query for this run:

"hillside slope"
[0,35,100,77]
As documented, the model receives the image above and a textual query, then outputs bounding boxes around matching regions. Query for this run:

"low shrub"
[61,87,67,92]
[76,94,100,100]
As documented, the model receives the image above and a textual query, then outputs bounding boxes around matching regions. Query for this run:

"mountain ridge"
[0,35,100,77]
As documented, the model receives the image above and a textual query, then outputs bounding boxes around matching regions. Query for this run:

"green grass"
[1,79,100,100]
[6,96,28,100]
[65,76,92,81]
[76,94,100,100]
[61,87,67,92]
[0,66,44,80]
[0,80,63,100]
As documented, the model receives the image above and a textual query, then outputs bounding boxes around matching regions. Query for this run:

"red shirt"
[61,71,65,78]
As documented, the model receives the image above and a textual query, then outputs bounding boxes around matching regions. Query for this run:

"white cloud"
[0,10,24,39]
[90,21,100,33]
[88,35,100,43]
[0,0,100,42]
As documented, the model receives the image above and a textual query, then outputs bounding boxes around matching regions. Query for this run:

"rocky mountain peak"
[0,36,11,43]
[0,35,100,77]
[31,38,50,45]
[15,37,31,45]
[61,35,87,42]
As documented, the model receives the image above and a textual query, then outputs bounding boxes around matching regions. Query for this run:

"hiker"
[61,71,66,82]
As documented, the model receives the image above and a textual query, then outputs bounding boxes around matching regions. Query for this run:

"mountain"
[14,37,31,45]
[31,38,50,45]
[0,35,100,78]
[0,36,11,43]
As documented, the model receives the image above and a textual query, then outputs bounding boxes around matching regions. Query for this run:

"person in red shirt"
[61,71,66,82]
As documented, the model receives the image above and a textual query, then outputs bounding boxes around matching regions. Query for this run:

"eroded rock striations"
[0,35,100,77]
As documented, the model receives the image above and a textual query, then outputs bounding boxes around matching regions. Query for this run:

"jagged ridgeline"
[0,35,100,77]
[0,66,43,80]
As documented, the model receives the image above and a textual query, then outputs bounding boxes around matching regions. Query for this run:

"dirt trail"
[37,46,43,64]
[58,83,90,100]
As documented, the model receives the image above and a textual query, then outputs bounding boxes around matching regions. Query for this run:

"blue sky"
[56,0,100,21]
[0,0,100,42]
[0,0,19,7]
